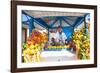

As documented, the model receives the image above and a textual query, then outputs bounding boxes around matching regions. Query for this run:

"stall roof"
[22,10,87,28]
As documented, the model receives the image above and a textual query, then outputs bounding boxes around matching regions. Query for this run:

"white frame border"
[17,5,94,68]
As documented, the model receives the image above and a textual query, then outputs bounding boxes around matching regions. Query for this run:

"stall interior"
[22,10,90,63]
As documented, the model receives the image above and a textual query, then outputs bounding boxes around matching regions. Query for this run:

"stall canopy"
[22,10,89,41]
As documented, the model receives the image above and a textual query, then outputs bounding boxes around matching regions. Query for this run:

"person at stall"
[50,37,57,46]
[65,39,68,45]
[56,26,67,45]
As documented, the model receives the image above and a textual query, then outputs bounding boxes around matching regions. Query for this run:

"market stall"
[22,11,90,63]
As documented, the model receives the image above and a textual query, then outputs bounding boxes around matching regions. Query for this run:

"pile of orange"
[72,24,90,60]
[27,30,48,45]
[22,29,48,63]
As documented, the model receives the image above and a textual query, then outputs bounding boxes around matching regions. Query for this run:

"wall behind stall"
[0,0,100,73]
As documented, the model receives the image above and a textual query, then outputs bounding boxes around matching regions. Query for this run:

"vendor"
[56,26,67,45]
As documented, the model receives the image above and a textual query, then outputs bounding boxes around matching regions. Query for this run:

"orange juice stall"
[22,11,90,62]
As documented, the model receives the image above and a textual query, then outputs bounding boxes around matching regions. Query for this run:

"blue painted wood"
[34,18,49,29]
[48,28,49,41]
[59,19,62,26]
[73,17,83,27]
[22,11,33,18]
[29,17,35,34]
[50,18,58,27]
[62,18,72,26]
